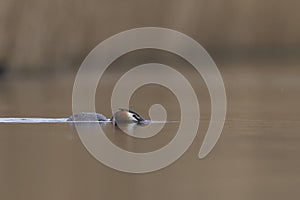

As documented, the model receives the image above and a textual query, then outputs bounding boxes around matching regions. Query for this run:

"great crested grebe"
[111,108,144,125]
[68,108,145,125]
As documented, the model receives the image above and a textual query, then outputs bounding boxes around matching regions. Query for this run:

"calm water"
[1,63,300,200]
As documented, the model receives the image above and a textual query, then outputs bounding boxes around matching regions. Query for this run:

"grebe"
[68,108,145,125]
[111,108,144,125]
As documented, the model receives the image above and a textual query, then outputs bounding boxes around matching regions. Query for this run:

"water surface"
[1,64,300,200]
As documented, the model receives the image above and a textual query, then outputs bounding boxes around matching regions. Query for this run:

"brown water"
[1,62,300,200]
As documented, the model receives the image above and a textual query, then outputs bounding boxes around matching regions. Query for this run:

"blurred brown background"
[1,1,300,200]
[0,0,299,73]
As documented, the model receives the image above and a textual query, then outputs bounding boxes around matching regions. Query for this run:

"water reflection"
[71,120,178,153]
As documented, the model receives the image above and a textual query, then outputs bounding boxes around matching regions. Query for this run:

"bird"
[68,108,145,125]
[111,108,145,125]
